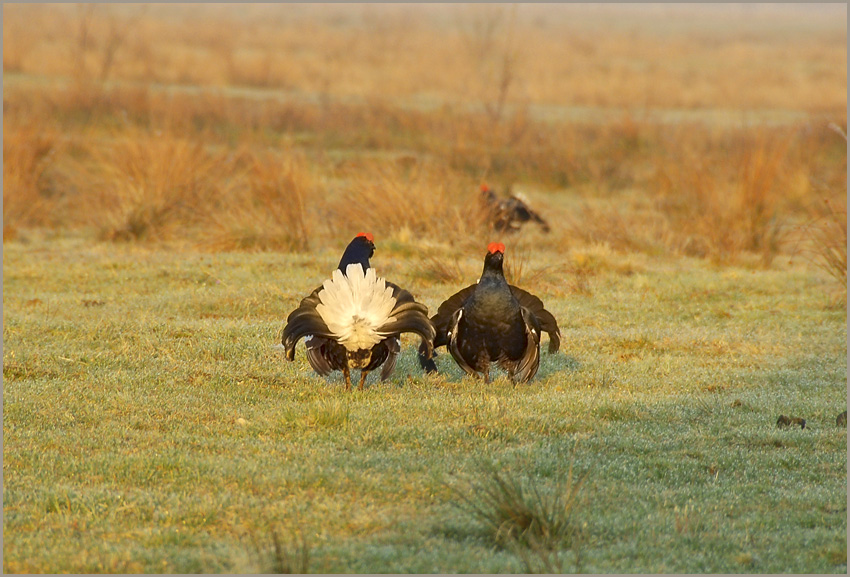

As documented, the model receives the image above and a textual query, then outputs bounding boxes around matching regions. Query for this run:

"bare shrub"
[71,4,147,84]
[457,4,522,124]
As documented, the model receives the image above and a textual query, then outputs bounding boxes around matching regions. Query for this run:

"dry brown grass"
[2,4,845,273]
[55,128,317,250]
[200,148,315,252]
[333,159,486,247]
[649,125,836,265]
[2,122,64,239]
[61,127,232,242]
[4,5,846,112]
[812,198,848,286]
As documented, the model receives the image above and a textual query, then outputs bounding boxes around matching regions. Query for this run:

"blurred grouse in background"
[418,242,560,383]
[481,183,551,234]
[282,233,436,390]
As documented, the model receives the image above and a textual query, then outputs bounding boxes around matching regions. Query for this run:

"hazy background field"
[3,3,847,573]
[3,3,847,264]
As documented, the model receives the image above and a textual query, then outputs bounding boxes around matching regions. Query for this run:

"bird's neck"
[479,265,506,286]
[338,253,370,272]
[470,270,513,308]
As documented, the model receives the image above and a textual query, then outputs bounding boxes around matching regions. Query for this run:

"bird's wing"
[281,287,336,360]
[511,306,542,383]
[432,284,477,346]
[417,283,478,371]
[380,282,437,354]
[379,337,401,381]
[305,336,334,376]
[508,285,561,354]
[446,308,477,377]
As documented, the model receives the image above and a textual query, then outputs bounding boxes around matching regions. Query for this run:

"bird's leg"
[343,365,353,391]
[357,370,369,391]
[483,363,491,384]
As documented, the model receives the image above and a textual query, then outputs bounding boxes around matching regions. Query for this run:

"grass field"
[3,234,846,573]
[3,3,847,574]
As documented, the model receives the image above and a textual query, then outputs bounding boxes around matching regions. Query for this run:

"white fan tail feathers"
[315,263,397,351]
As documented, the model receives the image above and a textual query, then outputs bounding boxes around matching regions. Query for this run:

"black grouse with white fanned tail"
[282,233,436,390]
[418,242,560,383]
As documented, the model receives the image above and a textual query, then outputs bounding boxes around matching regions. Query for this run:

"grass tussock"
[59,129,316,250]
[66,127,233,242]
[2,123,64,239]
[804,124,848,293]
[243,526,311,574]
[201,148,315,252]
[334,160,486,246]
[453,463,586,551]
[800,197,847,299]
[652,128,804,265]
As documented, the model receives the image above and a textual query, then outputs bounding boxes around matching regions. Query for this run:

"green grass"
[3,233,846,573]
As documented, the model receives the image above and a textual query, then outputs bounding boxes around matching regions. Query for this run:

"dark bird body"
[420,242,560,383]
[481,184,551,234]
[282,233,435,390]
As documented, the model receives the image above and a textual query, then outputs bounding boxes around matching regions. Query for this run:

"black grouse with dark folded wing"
[418,242,560,383]
[282,233,436,390]
[481,183,551,234]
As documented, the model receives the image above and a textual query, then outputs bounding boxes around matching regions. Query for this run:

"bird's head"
[480,182,497,203]
[338,232,376,272]
[482,241,506,275]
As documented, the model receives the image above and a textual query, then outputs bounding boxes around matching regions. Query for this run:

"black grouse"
[419,242,560,383]
[481,183,551,234]
[282,233,436,390]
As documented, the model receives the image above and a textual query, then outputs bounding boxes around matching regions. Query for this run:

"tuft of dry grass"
[243,525,311,574]
[2,123,63,239]
[651,127,799,265]
[566,200,664,256]
[64,127,232,242]
[413,253,474,285]
[58,130,316,250]
[200,148,315,252]
[802,197,847,295]
[333,160,487,246]
[452,463,587,551]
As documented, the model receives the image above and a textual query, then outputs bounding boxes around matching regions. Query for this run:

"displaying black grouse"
[418,242,560,383]
[282,233,436,390]
[481,183,551,234]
